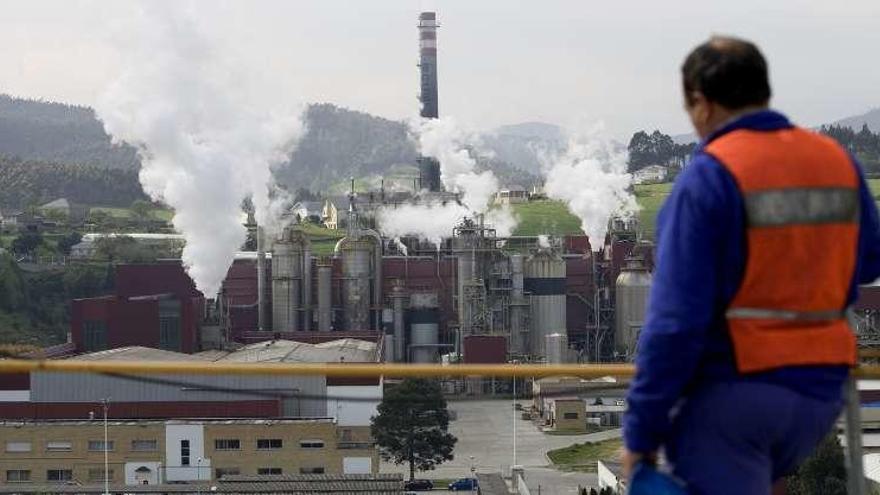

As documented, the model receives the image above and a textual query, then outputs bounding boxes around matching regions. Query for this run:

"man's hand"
[623,448,658,478]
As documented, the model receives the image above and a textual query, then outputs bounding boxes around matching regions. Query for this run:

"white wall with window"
[164,424,210,482]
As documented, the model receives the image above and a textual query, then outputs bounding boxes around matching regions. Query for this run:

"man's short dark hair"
[682,36,772,109]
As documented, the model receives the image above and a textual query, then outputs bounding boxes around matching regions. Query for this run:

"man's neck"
[709,105,769,135]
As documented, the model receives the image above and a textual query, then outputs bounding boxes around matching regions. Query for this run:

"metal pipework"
[316,261,332,332]
[256,226,266,331]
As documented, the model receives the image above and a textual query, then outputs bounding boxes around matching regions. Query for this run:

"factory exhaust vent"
[417,11,442,192]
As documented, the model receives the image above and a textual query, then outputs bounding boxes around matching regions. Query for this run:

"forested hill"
[0,96,538,200]
[0,156,147,209]
[0,95,139,169]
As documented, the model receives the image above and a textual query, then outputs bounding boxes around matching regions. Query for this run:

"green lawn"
[510,183,672,239]
[546,438,623,472]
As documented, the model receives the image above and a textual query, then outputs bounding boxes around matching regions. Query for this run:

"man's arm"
[855,161,880,284]
[624,154,740,455]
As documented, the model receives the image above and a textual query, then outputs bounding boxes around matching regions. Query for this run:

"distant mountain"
[834,108,880,133]
[0,95,139,169]
[481,122,566,175]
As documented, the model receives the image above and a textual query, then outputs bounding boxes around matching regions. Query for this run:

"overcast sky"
[1,0,878,139]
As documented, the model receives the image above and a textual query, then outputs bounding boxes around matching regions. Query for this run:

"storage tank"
[340,237,373,331]
[409,292,440,363]
[524,249,566,358]
[271,227,307,332]
[316,261,332,332]
[545,333,568,364]
[615,256,652,359]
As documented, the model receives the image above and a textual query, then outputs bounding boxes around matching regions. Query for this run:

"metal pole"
[512,363,517,469]
[845,375,866,495]
[102,398,109,495]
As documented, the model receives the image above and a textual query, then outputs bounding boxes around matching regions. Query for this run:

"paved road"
[380,399,622,492]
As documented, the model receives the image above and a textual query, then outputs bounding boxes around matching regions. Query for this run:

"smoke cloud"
[95,3,303,296]
[414,117,499,212]
[377,117,518,244]
[542,126,638,248]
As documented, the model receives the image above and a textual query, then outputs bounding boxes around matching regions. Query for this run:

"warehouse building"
[0,418,377,486]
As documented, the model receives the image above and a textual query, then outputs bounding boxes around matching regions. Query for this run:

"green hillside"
[511,183,672,239]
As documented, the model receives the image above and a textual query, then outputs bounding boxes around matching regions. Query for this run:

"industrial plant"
[61,11,656,376]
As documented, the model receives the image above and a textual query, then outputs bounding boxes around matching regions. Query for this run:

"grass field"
[512,183,673,239]
[546,438,623,472]
[89,206,174,221]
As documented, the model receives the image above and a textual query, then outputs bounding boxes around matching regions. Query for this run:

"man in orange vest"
[623,36,880,494]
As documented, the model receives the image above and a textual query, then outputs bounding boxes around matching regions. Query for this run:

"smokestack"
[418,11,442,192]
[257,225,266,331]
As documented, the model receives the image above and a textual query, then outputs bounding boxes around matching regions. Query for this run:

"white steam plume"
[543,126,638,248]
[95,3,303,296]
[414,117,499,213]
[378,117,518,243]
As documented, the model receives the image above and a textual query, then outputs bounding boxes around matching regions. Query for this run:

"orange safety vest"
[705,127,860,373]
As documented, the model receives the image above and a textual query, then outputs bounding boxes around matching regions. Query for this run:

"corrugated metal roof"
[0,474,403,495]
[70,346,211,362]
[207,339,376,364]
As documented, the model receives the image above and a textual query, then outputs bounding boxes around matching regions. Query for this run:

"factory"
[56,11,656,374]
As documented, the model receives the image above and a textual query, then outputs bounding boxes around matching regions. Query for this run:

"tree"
[785,434,847,495]
[371,378,457,479]
[94,235,157,263]
[130,199,152,225]
[11,232,43,255]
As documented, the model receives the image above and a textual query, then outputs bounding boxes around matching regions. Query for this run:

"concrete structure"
[597,460,626,494]
[633,164,669,184]
[417,11,441,192]
[544,398,586,432]
[0,418,377,485]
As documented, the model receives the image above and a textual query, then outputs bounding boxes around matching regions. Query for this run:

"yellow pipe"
[0,360,636,379]
[1,359,880,379]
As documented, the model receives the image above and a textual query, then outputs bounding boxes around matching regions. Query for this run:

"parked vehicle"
[404,479,434,491]
[448,478,479,491]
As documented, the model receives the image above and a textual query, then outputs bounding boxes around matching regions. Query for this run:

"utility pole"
[101,398,110,495]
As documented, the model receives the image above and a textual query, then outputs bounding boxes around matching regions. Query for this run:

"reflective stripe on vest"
[705,127,859,373]
[744,187,859,228]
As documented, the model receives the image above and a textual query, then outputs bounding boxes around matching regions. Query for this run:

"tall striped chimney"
[417,12,442,192]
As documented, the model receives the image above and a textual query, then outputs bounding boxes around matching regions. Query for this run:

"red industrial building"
[70,262,204,354]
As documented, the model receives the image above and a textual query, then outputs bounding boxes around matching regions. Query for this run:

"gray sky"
[1,0,878,139]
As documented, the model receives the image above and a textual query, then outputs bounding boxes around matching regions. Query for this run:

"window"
[214,439,241,451]
[47,469,73,482]
[131,440,158,452]
[88,440,114,451]
[46,441,72,452]
[6,470,31,482]
[5,442,31,453]
[257,468,282,475]
[299,440,324,449]
[256,439,282,450]
[83,320,108,352]
[299,467,325,474]
[181,440,190,466]
[215,468,240,479]
[87,468,114,482]
[562,412,579,420]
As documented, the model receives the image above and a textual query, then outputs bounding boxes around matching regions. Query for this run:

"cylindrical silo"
[409,292,440,363]
[545,333,569,364]
[524,250,566,358]
[341,237,372,331]
[316,261,332,332]
[615,256,652,359]
[271,227,306,332]
[391,283,408,362]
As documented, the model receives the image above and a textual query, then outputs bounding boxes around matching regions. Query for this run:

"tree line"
[627,130,695,173]
[820,123,880,174]
[0,155,147,209]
